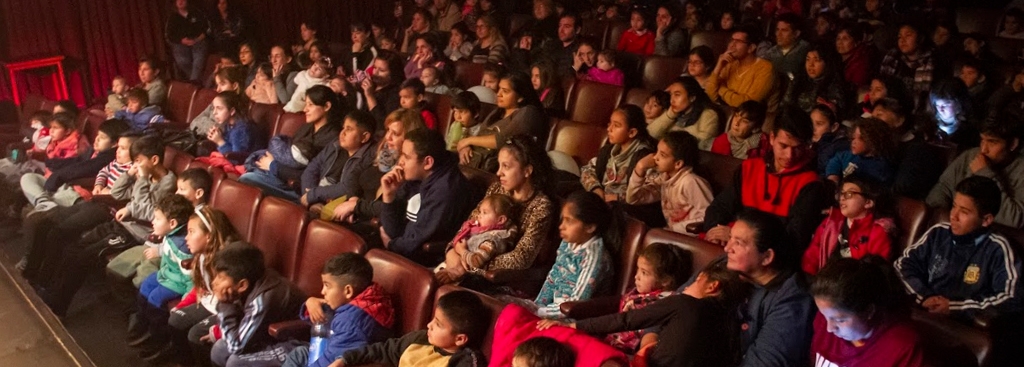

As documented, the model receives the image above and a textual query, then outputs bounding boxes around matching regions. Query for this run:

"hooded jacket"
[802,209,896,275]
[217,270,305,355]
[300,283,395,367]
[703,152,829,249]
[156,228,192,295]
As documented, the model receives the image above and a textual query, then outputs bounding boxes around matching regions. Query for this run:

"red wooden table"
[1,55,68,106]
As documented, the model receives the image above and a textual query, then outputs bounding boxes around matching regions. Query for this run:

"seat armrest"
[421,240,450,255]
[560,295,621,320]
[483,267,552,297]
[685,222,704,234]
[268,319,312,340]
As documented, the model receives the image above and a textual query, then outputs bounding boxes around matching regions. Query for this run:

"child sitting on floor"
[282,253,395,367]
[436,193,519,284]
[330,290,488,367]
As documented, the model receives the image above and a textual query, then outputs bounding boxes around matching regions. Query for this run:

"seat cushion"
[292,220,366,296]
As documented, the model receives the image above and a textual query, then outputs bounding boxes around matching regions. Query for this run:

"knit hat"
[98,118,131,141]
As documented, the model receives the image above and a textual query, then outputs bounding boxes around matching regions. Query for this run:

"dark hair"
[773,105,814,143]
[735,209,791,270]
[306,84,345,124]
[126,87,150,105]
[699,257,752,310]
[658,3,682,29]
[531,60,560,92]
[500,135,555,194]
[412,8,435,28]
[776,12,803,31]
[670,76,713,125]
[452,91,481,116]
[482,62,506,77]
[400,78,427,96]
[130,134,166,162]
[301,19,319,32]
[500,71,542,108]
[254,62,273,79]
[836,21,865,42]
[213,243,266,284]
[616,104,654,145]
[735,100,767,128]
[735,23,763,46]
[564,190,625,261]
[811,256,907,322]
[871,75,913,111]
[49,112,77,131]
[215,91,247,119]
[597,49,617,65]
[323,253,374,295]
[806,43,843,81]
[238,41,261,65]
[155,194,193,227]
[483,193,516,218]
[872,97,906,118]
[346,110,378,136]
[810,104,837,125]
[979,117,1023,145]
[97,119,131,142]
[513,337,576,367]
[178,168,213,202]
[55,100,79,117]
[560,12,582,32]
[840,173,895,220]
[1004,8,1024,31]
[219,53,241,65]
[138,56,163,74]
[955,176,1003,217]
[717,8,740,31]
[852,117,896,160]
[929,78,972,123]
[29,110,52,124]
[215,65,248,92]
[403,128,449,165]
[450,22,476,43]
[436,290,489,349]
[271,44,294,59]
[638,243,692,289]
[649,90,669,110]
[897,22,928,50]
[375,50,407,84]
[662,130,700,168]
[350,21,370,34]
[688,45,716,73]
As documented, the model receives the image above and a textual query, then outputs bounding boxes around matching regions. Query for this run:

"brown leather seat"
[605,21,630,51]
[613,217,648,295]
[912,310,992,367]
[581,19,610,47]
[987,37,1024,66]
[250,196,308,280]
[365,249,437,334]
[546,119,606,167]
[274,111,306,138]
[623,87,652,108]
[189,88,218,123]
[433,285,508,359]
[199,53,221,84]
[459,165,498,191]
[249,102,283,141]
[641,56,686,91]
[291,220,366,296]
[20,93,47,123]
[643,228,724,275]
[165,146,195,175]
[206,165,226,194]
[454,60,484,90]
[39,99,58,116]
[433,93,452,134]
[566,79,624,125]
[894,197,929,256]
[165,81,198,124]
[509,14,533,37]
[689,31,731,56]
[695,150,742,195]
[210,178,263,242]
[616,52,644,89]
[79,110,106,143]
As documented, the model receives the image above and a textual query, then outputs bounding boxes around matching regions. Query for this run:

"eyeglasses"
[729,38,750,45]
[836,191,866,200]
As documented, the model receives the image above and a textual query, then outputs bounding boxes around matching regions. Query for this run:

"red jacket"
[802,209,895,275]
[419,108,437,130]
[489,304,627,367]
[616,29,655,56]
[709,132,768,160]
[45,130,89,160]
[763,0,803,17]
[811,314,926,367]
[843,44,876,88]
[740,156,819,218]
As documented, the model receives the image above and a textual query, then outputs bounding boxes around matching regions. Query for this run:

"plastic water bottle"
[307,320,334,367]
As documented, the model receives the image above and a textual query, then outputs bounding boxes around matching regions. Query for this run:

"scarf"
[376,145,397,173]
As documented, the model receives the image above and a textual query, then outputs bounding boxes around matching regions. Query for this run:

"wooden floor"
[0,255,94,367]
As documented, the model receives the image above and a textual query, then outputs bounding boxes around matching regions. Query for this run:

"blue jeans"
[239,171,300,202]
[139,273,183,308]
[170,39,209,81]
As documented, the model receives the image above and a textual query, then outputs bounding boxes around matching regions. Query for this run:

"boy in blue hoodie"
[282,253,395,367]
[115,87,166,130]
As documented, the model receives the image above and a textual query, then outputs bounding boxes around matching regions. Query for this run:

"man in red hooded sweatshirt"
[703,106,830,257]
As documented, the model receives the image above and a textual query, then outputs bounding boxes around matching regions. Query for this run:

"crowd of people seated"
[5,1,1024,367]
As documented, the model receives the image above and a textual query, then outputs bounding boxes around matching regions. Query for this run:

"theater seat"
[433,285,507,359]
[987,37,1024,65]
[641,56,686,91]
[165,146,195,175]
[249,103,283,142]
[459,165,498,191]
[581,19,610,47]
[250,196,308,280]
[613,217,648,295]
[913,310,992,367]
[365,249,437,334]
[289,220,366,295]
[643,228,723,275]
[566,79,624,125]
[189,88,218,123]
[894,197,928,256]
[546,119,606,167]
[956,8,1003,36]
[80,110,106,143]
[454,60,484,90]
[616,52,644,88]
[274,112,306,138]
[210,178,263,242]
[623,88,652,108]
[689,31,731,56]
[605,21,629,51]
[695,151,742,195]
[432,93,452,134]
[165,81,198,124]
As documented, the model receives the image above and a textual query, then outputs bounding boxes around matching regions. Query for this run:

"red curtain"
[0,0,390,107]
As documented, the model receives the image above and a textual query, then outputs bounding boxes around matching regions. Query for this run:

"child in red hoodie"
[399,78,437,130]
[802,174,895,275]
[616,9,655,56]
[0,112,88,184]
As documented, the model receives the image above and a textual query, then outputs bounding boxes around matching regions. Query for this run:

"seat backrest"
[695,150,742,195]
[894,197,928,256]
[20,93,46,123]
[249,103,284,142]
[166,81,198,123]
[459,165,498,192]
[546,119,606,167]
[912,310,991,367]
[509,14,533,37]
[566,79,624,125]
[433,285,507,359]
[366,249,437,334]
[606,21,630,51]
[622,87,651,108]
[80,110,106,143]
[250,196,308,280]
[433,93,453,135]
[210,178,263,242]
[166,146,195,175]
[189,88,218,123]
[614,217,648,295]
[956,8,1002,36]
[987,37,1024,65]
[689,31,732,56]
[454,60,484,90]
[205,165,226,195]
[641,56,686,91]
[199,53,221,85]
[616,52,644,89]
[292,220,366,296]
[274,112,306,138]
[581,19,610,46]
[643,228,724,280]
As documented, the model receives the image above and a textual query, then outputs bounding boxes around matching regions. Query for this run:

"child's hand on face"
[208,126,225,146]
[127,163,139,177]
[214,280,239,303]
[305,297,329,323]
[143,247,159,260]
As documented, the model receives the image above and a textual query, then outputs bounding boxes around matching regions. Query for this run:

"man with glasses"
[706,24,777,109]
